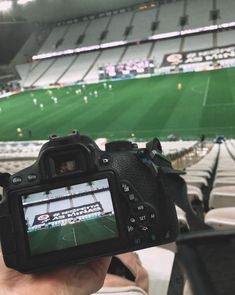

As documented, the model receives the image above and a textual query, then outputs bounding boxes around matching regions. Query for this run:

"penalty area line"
[202,76,211,107]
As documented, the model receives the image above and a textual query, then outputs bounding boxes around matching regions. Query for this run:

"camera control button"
[133,237,143,246]
[149,211,157,222]
[138,214,147,222]
[12,176,22,185]
[121,182,131,193]
[138,224,150,232]
[127,225,135,233]
[27,174,37,182]
[134,204,146,212]
[128,193,138,202]
[129,217,136,224]
[100,155,110,165]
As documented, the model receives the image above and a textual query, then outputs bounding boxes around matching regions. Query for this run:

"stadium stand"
[101,11,133,43]
[37,26,69,55]
[121,43,152,63]
[150,38,181,67]
[125,8,157,41]
[217,30,235,47]
[84,47,125,82]
[34,56,76,86]
[184,0,213,29]
[156,1,184,34]
[58,51,100,84]
[24,59,56,87]
[183,33,213,51]
[55,21,89,51]
[216,0,235,24]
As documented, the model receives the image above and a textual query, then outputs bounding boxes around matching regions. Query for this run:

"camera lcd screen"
[21,178,119,256]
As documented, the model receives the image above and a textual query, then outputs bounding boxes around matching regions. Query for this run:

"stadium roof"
[0,0,161,23]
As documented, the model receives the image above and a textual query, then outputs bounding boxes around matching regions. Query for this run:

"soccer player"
[83,96,88,104]
[177,83,182,91]
[40,103,44,110]
[108,84,112,90]
[33,98,37,105]
[94,90,98,97]
[53,97,58,104]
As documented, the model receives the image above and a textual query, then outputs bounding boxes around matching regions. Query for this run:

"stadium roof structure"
[0,0,168,23]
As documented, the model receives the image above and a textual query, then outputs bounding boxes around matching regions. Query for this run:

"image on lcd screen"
[22,178,119,256]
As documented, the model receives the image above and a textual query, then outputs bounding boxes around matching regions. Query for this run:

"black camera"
[0,131,182,273]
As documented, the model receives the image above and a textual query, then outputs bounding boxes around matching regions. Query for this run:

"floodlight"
[17,0,33,5]
[0,1,12,12]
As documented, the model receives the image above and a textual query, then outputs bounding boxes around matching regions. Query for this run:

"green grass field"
[28,216,118,255]
[1,67,235,141]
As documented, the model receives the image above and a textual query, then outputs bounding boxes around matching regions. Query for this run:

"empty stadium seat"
[205,207,235,230]
[213,177,235,188]
[209,186,235,209]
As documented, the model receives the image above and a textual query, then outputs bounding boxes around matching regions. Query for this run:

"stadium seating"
[80,16,111,47]
[56,21,89,51]
[84,47,125,82]
[183,33,213,52]
[38,26,68,55]
[121,43,152,63]
[126,8,157,41]
[205,207,235,229]
[34,56,76,86]
[24,59,56,87]
[150,38,181,67]
[58,51,100,84]
[156,1,184,34]
[184,0,213,29]
[102,12,133,43]
[216,0,235,24]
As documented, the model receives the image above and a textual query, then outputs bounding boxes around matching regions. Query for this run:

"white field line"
[203,76,211,107]
[72,227,78,246]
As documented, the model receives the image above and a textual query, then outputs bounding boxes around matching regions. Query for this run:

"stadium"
[0,0,235,294]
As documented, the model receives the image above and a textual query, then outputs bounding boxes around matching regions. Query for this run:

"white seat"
[175,205,189,229]
[181,175,208,189]
[185,170,210,179]
[205,207,235,230]
[213,177,235,188]
[209,186,235,209]
[186,185,203,202]
[216,171,235,178]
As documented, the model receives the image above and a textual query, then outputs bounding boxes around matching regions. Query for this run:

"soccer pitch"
[28,216,118,255]
[1,67,235,141]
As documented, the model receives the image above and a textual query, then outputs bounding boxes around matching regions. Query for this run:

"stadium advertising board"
[33,202,103,226]
[162,45,235,66]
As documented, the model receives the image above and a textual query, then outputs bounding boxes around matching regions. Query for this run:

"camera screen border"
[8,171,129,272]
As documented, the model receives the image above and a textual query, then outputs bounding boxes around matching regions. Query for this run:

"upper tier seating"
[126,8,157,41]
[216,0,235,24]
[156,1,184,34]
[184,0,213,30]
[101,12,133,43]
[38,26,68,55]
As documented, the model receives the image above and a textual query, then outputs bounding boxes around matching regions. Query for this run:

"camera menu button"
[12,176,22,185]
[27,174,37,182]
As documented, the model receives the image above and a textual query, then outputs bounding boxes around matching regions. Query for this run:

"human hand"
[0,254,111,295]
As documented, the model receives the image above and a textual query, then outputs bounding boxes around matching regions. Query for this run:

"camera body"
[0,132,180,273]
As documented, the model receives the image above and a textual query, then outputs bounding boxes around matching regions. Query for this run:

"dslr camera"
[0,131,182,273]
